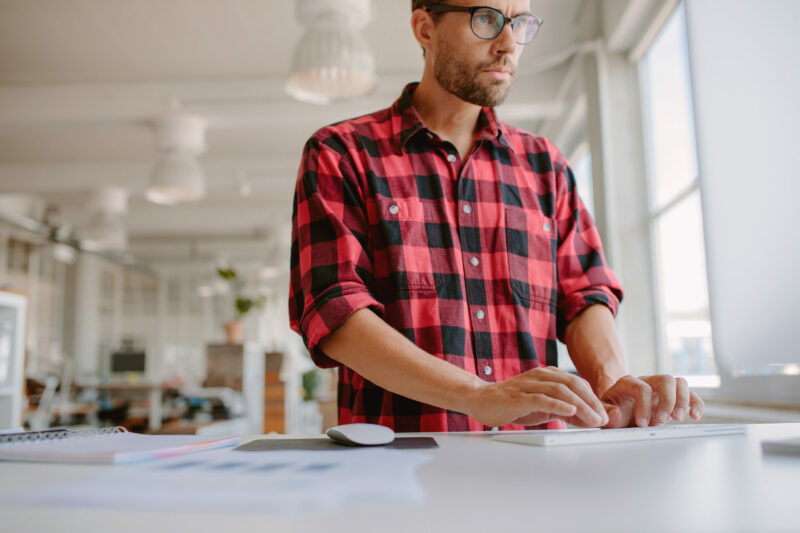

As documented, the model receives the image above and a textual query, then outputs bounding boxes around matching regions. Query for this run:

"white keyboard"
[491,424,746,447]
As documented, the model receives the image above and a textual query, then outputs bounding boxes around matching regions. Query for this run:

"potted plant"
[216,265,264,345]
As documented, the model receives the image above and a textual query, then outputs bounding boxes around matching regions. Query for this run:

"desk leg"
[149,389,162,431]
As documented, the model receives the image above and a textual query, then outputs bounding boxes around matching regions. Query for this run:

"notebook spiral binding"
[0,426,128,444]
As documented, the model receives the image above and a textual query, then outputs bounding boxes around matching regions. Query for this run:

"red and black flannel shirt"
[289,83,623,432]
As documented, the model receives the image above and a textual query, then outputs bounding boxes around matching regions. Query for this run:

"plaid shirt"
[289,83,623,432]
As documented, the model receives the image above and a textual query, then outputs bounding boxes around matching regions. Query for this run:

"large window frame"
[637,2,718,387]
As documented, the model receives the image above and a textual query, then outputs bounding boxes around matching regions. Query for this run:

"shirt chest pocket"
[370,196,448,294]
[504,206,557,309]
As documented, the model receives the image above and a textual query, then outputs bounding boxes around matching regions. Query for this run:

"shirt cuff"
[557,288,621,342]
[299,282,385,368]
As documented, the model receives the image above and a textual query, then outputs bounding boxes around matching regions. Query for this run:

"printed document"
[6,446,433,512]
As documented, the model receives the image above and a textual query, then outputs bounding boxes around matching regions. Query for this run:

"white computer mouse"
[326,423,395,446]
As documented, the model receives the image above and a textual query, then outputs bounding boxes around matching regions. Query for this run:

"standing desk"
[1,423,798,533]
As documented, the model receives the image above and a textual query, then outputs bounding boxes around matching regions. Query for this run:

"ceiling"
[0,0,604,268]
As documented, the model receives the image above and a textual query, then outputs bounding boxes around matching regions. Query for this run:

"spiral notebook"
[0,427,240,465]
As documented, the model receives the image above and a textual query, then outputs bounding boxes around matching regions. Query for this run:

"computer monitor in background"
[685,0,800,405]
[110,339,146,375]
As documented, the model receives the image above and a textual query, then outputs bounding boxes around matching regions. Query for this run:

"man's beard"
[433,40,516,107]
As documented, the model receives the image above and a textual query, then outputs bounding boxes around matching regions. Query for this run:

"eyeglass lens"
[471,7,539,44]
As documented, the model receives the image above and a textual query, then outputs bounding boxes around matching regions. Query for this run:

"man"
[289,0,704,432]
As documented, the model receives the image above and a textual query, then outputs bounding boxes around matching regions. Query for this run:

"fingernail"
[674,408,685,420]
[691,408,700,419]
[637,417,648,428]
[657,411,669,424]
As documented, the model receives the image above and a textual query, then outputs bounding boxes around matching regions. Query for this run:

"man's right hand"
[465,366,609,428]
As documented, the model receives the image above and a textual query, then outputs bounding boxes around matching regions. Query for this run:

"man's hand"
[466,366,609,428]
[600,375,705,428]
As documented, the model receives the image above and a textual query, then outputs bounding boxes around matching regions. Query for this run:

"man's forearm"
[564,304,627,397]
[319,307,484,416]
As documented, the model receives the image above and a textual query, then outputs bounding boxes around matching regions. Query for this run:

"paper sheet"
[5,446,433,513]
[0,431,240,464]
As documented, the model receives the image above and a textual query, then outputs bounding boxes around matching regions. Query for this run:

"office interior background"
[0,0,798,435]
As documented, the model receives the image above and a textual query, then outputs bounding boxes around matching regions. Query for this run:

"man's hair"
[411,1,436,12]
[412,0,444,19]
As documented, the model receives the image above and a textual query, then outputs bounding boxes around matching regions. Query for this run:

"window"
[572,147,595,218]
[640,3,717,386]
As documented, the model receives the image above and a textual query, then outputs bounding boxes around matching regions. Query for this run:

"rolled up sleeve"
[289,133,384,367]
[552,149,624,342]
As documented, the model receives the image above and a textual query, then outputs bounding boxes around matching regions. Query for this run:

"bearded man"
[289,0,705,432]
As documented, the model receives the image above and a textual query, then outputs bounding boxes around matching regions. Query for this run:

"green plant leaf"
[302,369,320,402]
[216,267,237,281]
[235,297,254,316]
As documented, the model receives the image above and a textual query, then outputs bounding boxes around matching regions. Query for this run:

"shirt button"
[388,204,399,215]
[462,204,472,214]
[476,310,485,320]
[483,365,493,376]
[543,222,551,232]
[447,154,457,163]
[470,257,479,267]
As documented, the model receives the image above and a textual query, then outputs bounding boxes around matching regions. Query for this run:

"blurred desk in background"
[73,380,178,432]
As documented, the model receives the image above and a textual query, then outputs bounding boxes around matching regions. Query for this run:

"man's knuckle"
[530,392,547,404]
[568,373,588,387]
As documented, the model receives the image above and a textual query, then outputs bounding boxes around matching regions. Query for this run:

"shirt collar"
[393,82,514,153]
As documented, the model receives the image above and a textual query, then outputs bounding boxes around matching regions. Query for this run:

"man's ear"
[410,10,435,56]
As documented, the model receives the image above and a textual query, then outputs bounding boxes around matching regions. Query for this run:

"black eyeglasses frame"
[424,4,543,44]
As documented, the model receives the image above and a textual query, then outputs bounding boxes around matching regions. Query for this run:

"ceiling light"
[286,0,376,104]
[146,112,207,205]
[80,187,128,251]
[51,243,78,264]
[146,151,206,205]
[81,215,126,251]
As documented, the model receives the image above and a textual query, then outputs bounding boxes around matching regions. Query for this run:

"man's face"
[429,0,531,107]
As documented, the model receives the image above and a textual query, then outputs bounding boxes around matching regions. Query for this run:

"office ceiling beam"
[0,158,298,194]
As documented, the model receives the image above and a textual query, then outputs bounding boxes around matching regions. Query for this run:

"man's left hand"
[600,375,705,428]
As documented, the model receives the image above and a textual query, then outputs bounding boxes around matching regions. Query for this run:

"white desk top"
[2,423,799,533]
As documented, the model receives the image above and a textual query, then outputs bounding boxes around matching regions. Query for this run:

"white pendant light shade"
[287,25,376,104]
[146,112,207,205]
[81,211,128,251]
[146,150,206,205]
[286,0,376,104]
[81,187,128,251]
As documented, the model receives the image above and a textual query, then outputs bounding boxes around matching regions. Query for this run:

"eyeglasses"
[425,4,543,45]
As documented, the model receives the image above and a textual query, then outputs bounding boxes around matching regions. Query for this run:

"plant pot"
[223,320,244,345]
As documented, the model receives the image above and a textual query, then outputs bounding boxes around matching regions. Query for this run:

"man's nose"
[492,20,518,55]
